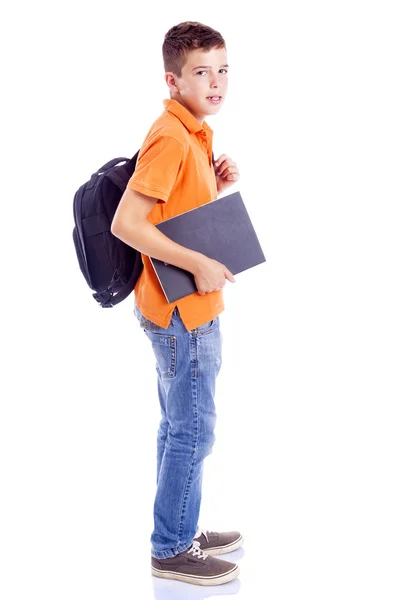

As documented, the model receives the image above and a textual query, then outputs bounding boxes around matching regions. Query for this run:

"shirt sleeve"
[127,135,184,203]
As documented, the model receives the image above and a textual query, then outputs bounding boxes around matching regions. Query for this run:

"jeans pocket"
[149,334,177,378]
[195,316,219,336]
[134,304,161,332]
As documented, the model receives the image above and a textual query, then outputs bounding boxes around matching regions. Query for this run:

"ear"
[165,72,179,93]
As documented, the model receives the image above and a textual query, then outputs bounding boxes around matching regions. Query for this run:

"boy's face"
[165,46,229,124]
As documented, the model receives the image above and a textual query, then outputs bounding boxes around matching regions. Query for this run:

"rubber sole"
[151,563,240,586]
[201,535,244,556]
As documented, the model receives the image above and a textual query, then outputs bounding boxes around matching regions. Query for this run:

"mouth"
[206,95,222,104]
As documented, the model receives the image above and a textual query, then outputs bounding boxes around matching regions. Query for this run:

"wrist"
[188,251,208,276]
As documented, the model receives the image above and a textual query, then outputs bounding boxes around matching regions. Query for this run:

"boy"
[111,21,243,586]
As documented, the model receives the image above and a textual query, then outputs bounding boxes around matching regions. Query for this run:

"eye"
[196,69,229,75]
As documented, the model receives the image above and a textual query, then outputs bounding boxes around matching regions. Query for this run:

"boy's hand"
[193,256,236,296]
[213,154,240,194]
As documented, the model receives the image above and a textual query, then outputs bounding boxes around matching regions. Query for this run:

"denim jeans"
[133,300,222,559]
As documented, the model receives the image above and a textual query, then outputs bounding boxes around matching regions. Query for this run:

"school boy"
[111,21,243,586]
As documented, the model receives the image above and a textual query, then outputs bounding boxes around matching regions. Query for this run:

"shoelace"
[187,540,208,560]
[195,528,215,543]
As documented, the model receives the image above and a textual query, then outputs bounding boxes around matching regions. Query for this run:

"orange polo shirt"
[127,98,225,331]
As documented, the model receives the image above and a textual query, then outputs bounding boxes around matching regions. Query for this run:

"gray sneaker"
[151,540,240,586]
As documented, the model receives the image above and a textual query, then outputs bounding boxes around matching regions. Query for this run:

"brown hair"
[162,21,226,79]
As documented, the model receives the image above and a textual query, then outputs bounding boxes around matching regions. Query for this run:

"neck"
[170,94,204,125]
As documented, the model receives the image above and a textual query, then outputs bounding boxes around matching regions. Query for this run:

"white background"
[1,1,399,599]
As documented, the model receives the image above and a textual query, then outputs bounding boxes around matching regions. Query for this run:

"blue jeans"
[133,300,222,559]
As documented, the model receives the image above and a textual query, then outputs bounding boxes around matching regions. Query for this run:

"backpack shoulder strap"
[106,151,140,192]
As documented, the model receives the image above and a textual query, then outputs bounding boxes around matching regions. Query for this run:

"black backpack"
[73,150,215,308]
[72,151,144,308]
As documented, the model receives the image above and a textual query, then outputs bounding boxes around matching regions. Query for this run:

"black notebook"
[149,190,266,303]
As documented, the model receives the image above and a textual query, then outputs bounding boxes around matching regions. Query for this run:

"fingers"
[197,285,225,295]
[214,154,229,169]
[216,163,238,177]
[214,155,237,175]
[215,164,240,184]
[224,268,236,283]
[217,163,237,176]
[225,171,240,182]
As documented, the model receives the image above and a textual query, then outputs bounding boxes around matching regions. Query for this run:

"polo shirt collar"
[163,98,212,135]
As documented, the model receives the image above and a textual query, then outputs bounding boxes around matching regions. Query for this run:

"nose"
[209,72,221,89]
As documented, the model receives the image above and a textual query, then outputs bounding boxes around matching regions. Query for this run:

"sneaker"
[194,528,244,556]
[151,540,240,586]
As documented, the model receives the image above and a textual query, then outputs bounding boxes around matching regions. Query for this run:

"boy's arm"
[111,187,206,276]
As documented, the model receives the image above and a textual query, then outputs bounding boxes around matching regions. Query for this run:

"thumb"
[224,268,236,283]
